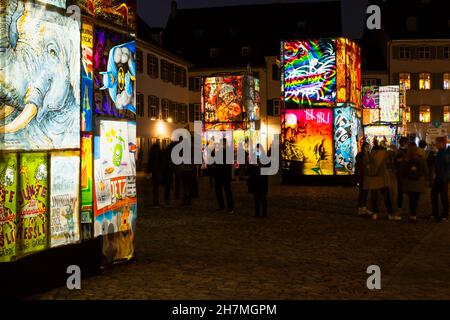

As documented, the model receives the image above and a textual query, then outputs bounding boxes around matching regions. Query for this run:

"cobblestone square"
[32,173,450,300]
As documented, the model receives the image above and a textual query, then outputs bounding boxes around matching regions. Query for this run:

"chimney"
[171,0,178,18]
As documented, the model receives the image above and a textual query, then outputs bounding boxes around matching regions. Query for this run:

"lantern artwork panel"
[282,40,337,107]
[281,109,334,175]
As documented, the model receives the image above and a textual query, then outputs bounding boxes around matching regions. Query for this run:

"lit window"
[419,106,431,123]
[399,73,411,90]
[148,95,159,119]
[444,106,450,123]
[406,106,411,123]
[419,73,431,90]
[419,46,431,59]
[444,73,450,90]
[399,46,410,59]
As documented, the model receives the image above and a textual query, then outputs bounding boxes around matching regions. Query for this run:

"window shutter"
[411,46,420,59]
[393,46,400,59]
[431,106,442,123]
[189,104,194,123]
[430,46,437,59]
[392,72,400,84]
[433,73,443,90]
[155,57,159,78]
[267,99,274,116]
[156,97,160,116]
[411,73,419,90]
[437,46,445,59]
[168,101,173,119]
[189,77,195,91]
[411,106,419,122]
[272,64,279,81]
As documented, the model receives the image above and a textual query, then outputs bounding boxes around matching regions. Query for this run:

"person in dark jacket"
[148,142,162,207]
[247,144,269,218]
[431,136,450,221]
[394,136,409,214]
[400,142,429,222]
[355,142,372,215]
[212,138,234,213]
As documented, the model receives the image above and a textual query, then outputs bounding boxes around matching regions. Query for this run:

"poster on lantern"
[94,27,136,119]
[74,0,137,30]
[334,107,359,175]
[281,109,334,175]
[99,120,133,180]
[282,39,337,107]
[0,0,81,151]
[379,86,400,123]
[202,76,244,123]
[0,154,18,262]
[16,153,49,257]
[81,22,94,132]
[362,86,379,109]
[50,152,80,248]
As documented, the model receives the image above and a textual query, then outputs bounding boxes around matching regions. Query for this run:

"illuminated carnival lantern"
[0,0,137,271]
[280,38,362,178]
[361,85,407,148]
[201,73,263,166]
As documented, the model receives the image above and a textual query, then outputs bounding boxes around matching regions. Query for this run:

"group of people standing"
[147,138,199,208]
[355,136,450,222]
[147,138,269,218]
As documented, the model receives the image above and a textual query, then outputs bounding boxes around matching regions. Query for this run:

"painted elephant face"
[0,1,80,150]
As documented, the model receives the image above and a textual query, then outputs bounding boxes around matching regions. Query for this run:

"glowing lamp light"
[167,118,173,123]
[156,120,165,136]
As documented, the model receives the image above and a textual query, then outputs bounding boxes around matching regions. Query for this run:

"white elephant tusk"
[0,103,37,133]
[0,105,15,120]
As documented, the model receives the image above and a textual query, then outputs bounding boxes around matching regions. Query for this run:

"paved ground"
[31,172,450,299]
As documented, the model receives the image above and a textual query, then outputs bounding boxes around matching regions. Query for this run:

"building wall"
[362,71,389,86]
[136,40,190,168]
[389,39,450,140]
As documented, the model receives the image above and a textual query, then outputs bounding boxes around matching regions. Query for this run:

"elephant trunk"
[0,0,19,53]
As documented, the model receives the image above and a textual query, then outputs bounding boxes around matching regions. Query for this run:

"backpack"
[404,158,422,181]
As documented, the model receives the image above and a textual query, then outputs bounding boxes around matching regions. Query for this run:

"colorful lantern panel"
[379,86,400,123]
[334,107,359,175]
[282,40,337,107]
[281,109,334,175]
[202,76,244,123]
[94,27,136,119]
[364,125,398,146]
[0,0,80,150]
[362,86,379,109]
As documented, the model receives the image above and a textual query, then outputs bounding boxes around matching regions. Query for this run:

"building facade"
[136,38,192,169]
[389,39,450,143]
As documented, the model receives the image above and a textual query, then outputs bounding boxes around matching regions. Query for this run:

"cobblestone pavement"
[31,173,450,300]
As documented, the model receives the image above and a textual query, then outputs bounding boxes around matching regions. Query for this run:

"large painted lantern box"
[280,38,362,176]
[201,73,263,159]
[0,0,137,267]
[362,85,405,147]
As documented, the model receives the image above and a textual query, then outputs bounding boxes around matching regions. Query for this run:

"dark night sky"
[138,0,369,38]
